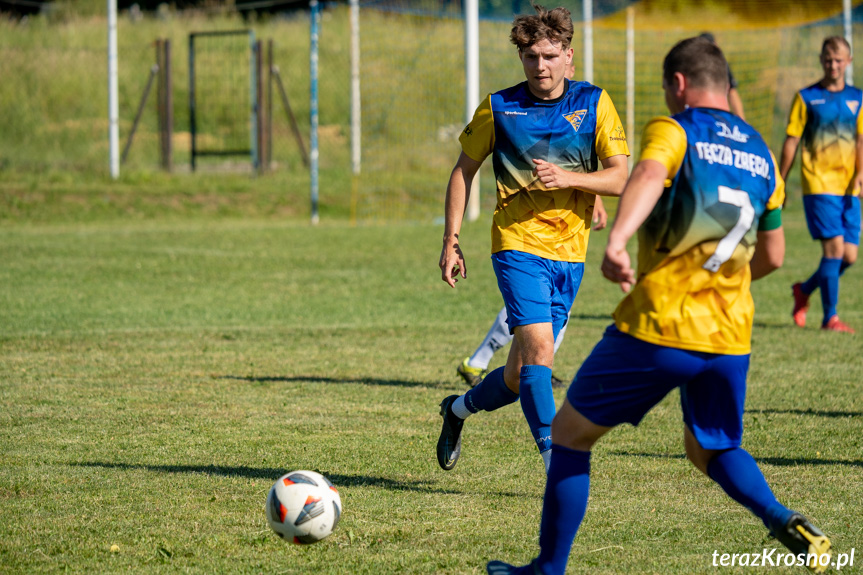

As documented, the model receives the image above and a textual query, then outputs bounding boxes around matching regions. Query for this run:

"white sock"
[468,345,495,370]
[451,395,473,420]
[553,314,569,354]
[541,449,552,473]
[468,307,513,369]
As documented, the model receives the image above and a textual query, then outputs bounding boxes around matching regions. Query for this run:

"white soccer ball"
[266,470,342,544]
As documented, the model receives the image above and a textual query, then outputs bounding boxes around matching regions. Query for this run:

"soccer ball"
[266,470,342,544]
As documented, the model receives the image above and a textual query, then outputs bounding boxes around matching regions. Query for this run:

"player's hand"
[592,196,608,231]
[601,242,635,293]
[440,236,466,288]
[854,173,863,196]
[532,159,572,190]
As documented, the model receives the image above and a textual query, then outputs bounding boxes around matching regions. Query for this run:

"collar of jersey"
[525,78,570,105]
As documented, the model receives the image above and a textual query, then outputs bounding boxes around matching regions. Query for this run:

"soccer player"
[487,37,832,575]
[781,36,861,334]
[456,63,610,391]
[437,5,629,473]
[698,32,746,119]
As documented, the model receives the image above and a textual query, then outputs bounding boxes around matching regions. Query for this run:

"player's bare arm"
[532,154,628,197]
[440,152,482,288]
[750,228,785,280]
[778,135,800,184]
[854,133,863,194]
[592,195,608,231]
[601,159,668,292]
[778,136,800,207]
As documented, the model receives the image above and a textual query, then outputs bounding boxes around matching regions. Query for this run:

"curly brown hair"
[510,5,573,52]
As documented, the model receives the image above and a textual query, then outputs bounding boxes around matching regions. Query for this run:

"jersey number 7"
[702,186,755,273]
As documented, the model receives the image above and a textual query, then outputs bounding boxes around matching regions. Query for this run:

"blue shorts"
[491,250,584,340]
[803,194,861,245]
[567,325,749,450]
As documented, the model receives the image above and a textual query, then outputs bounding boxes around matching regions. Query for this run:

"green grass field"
[1,192,861,574]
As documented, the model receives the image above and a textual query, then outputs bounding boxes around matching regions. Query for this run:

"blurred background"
[1,0,860,222]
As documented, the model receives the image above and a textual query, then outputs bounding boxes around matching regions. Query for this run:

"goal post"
[188,29,259,171]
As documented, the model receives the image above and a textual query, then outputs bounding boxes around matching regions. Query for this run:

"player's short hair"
[663,36,729,93]
[822,35,851,56]
[510,5,573,52]
[698,32,716,44]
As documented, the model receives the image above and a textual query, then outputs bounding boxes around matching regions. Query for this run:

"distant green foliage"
[0,7,334,176]
[0,2,856,221]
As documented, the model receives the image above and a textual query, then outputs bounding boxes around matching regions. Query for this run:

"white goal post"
[465,0,480,222]
[108,0,119,179]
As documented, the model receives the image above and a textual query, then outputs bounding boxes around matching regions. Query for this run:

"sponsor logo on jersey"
[847,100,860,115]
[463,125,473,137]
[504,111,528,116]
[564,110,587,133]
[694,141,770,179]
[609,125,626,141]
[810,99,826,105]
[715,121,749,143]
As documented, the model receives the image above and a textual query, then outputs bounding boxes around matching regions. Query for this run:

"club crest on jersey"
[564,110,587,133]
[715,121,749,143]
[847,100,860,115]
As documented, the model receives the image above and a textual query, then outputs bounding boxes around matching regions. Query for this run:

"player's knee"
[822,237,845,259]
[519,347,553,367]
[683,430,713,475]
[551,406,603,451]
[685,449,711,475]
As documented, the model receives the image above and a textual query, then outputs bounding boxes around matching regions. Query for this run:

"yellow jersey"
[459,80,629,262]
[614,110,784,355]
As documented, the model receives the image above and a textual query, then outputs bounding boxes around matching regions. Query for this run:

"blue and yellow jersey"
[786,82,863,196]
[459,80,629,262]
[614,108,785,355]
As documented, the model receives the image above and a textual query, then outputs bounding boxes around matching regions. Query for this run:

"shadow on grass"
[746,408,863,418]
[607,451,863,469]
[72,461,464,494]
[751,322,799,330]
[218,375,452,389]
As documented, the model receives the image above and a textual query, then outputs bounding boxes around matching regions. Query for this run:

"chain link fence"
[2,1,862,221]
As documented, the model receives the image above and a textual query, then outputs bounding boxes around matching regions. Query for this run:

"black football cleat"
[486,559,543,575]
[770,512,831,573]
[436,395,465,470]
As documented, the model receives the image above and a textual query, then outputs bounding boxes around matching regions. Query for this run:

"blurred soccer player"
[781,36,861,333]
[698,32,746,119]
[488,37,832,575]
[455,62,609,391]
[437,4,629,473]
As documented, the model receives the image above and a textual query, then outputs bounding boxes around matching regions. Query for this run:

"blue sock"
[817,257,842,323]
[463,366,519,414]
[535,445,591,575]
[519,365,555,454]
[800,268,819,295]
[840,260,852,276]
[707,448,789,529]
[764,502,797,535]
